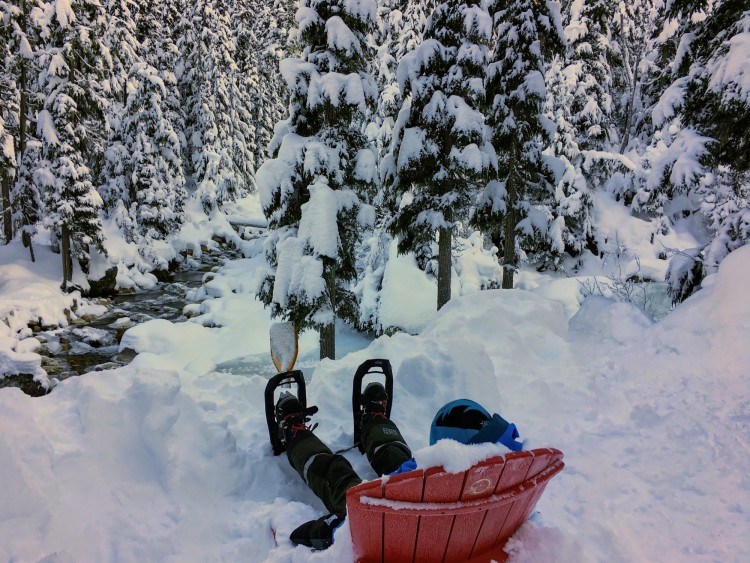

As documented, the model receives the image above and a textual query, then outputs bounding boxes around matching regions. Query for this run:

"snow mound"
[0,244,747,562]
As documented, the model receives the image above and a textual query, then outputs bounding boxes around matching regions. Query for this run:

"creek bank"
[3,251,236,396]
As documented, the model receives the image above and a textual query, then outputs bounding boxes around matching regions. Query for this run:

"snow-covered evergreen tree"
[565,0,618,152]
[542,53,595,269]
[396,0,437,62]
[12,138,43,256]
[234,0,292,172]
[36,0,111,286]
[474,0,565,289]
[627,0,750,301]
[3,0,44,254]
[612,0,666,155]
[675,0,750,176]
[256,0,378,358]
[676,0,750,271]
[0,124,13,244]
[0,0,18,242]
[102,0,141,104]
[124,63,187,246]
[352,0,408,331]
[138,0,186,179]
[99,0,142,211]
[232,14,262,176]
[96,0,187,262]
[371,0,405,165]
[179,0,253,214]
[391,0,494,309]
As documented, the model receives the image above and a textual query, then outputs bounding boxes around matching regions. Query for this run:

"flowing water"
[31,257,227,391]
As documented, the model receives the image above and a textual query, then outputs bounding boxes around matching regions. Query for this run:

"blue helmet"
[430,399,523,451]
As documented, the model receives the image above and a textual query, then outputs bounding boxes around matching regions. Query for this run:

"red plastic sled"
[346,447,564,562]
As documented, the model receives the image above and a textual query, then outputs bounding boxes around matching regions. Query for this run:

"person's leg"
[361,415,413,475]
[286,429,362,516]
[358,383,413,476]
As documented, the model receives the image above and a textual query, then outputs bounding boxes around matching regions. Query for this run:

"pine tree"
[102,0,141,104]
[232,14,261,174]
[99,0,143,211]
[396,0,437,62]
[180,0,252,214]
[474,0,564,289]
[37,0,111,287]
[607,0,674,211]
[390,0,494,309]
[0,0,18,243]
[12,138,43,259]
[612,0,666,155]
[673,0,750,175]
[256,0,378,359]
[556,0,622,203]
[235,0,292,172]
[542,54,595,269]
[124,63,187,251]
[351,0,407,331]
[566,0,618,153]
[0,122,13,244]
[5,0,43,257]
[138,0,186,182]
[674,1,750,270]
[96,0,187,259]
[627,0,750,301]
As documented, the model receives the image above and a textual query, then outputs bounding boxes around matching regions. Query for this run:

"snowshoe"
[265,370,309,455]
[352,359,394,453]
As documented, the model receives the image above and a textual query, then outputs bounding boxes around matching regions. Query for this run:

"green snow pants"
[286,419,412,516]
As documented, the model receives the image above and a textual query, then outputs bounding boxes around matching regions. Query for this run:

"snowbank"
[0,245,747,562]
[0,242,107,385]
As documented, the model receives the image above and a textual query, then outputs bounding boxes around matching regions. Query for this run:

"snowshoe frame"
[352,359,394,453]
[265,370,307,456]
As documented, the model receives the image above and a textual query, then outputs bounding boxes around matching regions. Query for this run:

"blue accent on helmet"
[430,399,491,446]
[430,400,524,450]
[497,422,523,451]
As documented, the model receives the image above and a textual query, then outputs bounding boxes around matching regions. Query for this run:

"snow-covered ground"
[1,222,748,562]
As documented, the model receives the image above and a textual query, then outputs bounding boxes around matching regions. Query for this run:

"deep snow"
[1,234,748,562]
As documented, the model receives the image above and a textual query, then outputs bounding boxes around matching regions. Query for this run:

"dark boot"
[360,383,413,476]
[290,513,345,550]
[275,392,318,448]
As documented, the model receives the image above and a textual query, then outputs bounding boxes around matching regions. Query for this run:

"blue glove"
[389,458,418,475]
[469,413,523,451]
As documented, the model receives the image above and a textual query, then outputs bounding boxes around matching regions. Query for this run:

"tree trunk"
[19,51,28,159]
[319,262,336,360]
[22,229,35,262]
[502,177,518,290]
[437,226,452,310]
[1,171,11,243]
[619,53,640,154]
[61,224,73,289]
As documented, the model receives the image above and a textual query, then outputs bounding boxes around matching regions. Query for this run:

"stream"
[6,252,232,396]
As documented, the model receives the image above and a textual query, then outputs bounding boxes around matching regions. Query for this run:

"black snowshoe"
[265,370,313,455]
[352,359,394,453]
